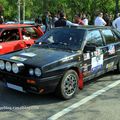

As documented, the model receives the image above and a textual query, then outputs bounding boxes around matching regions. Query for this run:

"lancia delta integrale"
[0,26,120,99]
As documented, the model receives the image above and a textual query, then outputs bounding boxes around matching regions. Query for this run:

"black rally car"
[0,26,120,99]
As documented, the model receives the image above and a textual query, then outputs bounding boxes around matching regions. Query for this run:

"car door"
[101,29,120,72]
[0,28,25,55]
[82,29,105,81]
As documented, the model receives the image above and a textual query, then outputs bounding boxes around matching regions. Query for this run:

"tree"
[0,0,117,23]
[115,0,119,17]
[0,4,4,15]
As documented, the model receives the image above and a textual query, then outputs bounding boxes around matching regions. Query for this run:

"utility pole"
[23,0,25,22]
[18,0,21,23]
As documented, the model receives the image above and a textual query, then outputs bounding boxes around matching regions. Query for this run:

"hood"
[0,46,77,67]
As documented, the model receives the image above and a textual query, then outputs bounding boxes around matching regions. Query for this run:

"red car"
[0,24,44,55]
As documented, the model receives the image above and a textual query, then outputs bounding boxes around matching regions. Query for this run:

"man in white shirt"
[94,12,106,26]
[112,13,120,32]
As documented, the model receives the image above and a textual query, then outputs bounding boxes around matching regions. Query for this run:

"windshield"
[35,28,86,51]
[21,27,39,39]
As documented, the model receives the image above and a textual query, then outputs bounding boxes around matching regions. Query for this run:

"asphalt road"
[0,71,120,120]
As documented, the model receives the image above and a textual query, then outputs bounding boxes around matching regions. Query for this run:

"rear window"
[101,29,118,44]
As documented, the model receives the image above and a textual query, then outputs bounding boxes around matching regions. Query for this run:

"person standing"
[35,16,42,25]
[0,15,4,24]
[94,12,106,26]
[112,13,120,32]
[82,14,88,25]
[53,14,59,25]
[103,13,110,26]
[74,14,84,25]
[55,11,79,27]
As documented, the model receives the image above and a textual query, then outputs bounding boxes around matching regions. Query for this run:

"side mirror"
[83,44,96,53]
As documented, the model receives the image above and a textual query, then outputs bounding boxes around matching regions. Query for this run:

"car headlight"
[0,60,5,70]
[6,62,12,71]
[12,63,19,73]
[29,68,34,75]
[12,63,24,73]
[35,68,41,77]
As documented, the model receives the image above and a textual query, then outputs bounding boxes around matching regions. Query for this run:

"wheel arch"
[68,67,83,89]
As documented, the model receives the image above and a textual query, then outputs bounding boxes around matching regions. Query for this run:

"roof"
[0,24,35,29]
[55,25,112,30]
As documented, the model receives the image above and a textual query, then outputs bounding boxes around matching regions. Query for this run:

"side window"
[1,29,20,42]
[86,30,104,47]
[112,29,120,41]
[101,29,117,44]
[0,30,7,42]
[83,30,103,53]
[21,27,39,40]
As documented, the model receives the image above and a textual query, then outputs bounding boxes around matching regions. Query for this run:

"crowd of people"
[34,11,89,32]
[34,11,120,32]
[1,11,120,32]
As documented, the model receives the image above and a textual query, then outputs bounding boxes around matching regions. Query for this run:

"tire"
[56,70,79,100]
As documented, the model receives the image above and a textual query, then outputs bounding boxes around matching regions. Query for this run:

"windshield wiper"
[35,41,75,51]
[51,42,67,46]
[50,42,73,51]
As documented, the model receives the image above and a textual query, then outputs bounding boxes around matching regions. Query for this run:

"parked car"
[5,21,17,24]
[0,26,120,99]
[20,20,35,25]
[0,24,44,55]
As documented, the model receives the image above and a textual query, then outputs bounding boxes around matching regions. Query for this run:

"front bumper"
[0,72,62,94]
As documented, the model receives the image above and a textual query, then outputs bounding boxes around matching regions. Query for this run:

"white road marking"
[47,80,120,120]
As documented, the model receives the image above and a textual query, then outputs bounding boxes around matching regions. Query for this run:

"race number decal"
[92,55,103,68]
[83,53,90,61]
[108,45,115,55]
[91,49,103,72]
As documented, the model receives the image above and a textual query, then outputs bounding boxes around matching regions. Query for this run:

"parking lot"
[0,71,120,120]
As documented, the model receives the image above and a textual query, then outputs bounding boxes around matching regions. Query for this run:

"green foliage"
[0,0,119,22]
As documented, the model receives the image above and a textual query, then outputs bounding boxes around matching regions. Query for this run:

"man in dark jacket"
[55,11,79,27]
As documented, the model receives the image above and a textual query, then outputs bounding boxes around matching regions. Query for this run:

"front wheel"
[56,70,79,100]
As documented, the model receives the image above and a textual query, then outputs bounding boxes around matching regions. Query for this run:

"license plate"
[7,83,24,92]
